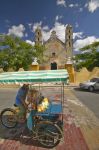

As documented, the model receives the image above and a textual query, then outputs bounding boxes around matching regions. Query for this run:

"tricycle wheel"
[36,121,62,148]
[0,108,18,128]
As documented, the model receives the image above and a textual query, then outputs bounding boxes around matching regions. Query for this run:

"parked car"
[79,77,99,92]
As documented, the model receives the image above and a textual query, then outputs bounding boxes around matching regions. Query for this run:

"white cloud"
[74,36,99,51]
[53,22,66,42]
[55,15,63,21]
[26,40,35,46]
[69,4,74,8]
[28,23,33,29]
[73,32,83,39]
[30,22,49,33]
[42,26,50,41]
[42,30,51,42]
[42,21,66,42]
[75,22,79,28]
[33,22,66,43]
[32,21,42,32]
[42,26,49,31]
[69,3,79,8]
[79,8,83,12]
[86,0,99,13]
[8,24,25,38]
[31,22,50,41]
[56,0,66,7]
[25,33,28,37]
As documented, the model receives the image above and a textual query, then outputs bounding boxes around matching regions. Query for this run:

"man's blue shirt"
[15,87,27,105]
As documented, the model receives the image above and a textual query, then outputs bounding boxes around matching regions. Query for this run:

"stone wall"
[75,67,99,83]
[44,40,66,66]
[89,67,99,79]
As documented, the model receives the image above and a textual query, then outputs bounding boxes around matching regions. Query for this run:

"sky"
[0,0,99,53]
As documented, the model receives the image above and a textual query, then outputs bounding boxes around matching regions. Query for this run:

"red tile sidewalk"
[0,113,89,150]
[56,118,89,150]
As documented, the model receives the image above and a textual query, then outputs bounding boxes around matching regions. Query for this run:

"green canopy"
[0,69,69,84]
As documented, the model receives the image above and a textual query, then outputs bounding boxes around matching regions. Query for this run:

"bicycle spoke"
[36,121,62,148]
[1,109,17,128]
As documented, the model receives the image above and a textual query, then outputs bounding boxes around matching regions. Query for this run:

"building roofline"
[43,36,65,47]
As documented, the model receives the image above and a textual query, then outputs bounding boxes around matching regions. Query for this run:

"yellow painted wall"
[30,65,39,71]
[65,64,75,83]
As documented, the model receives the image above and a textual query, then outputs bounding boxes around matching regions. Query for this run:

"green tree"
[34,44,46,64]
[75,41,99,71]
[0,35,35,71]
[0,48,10,71]
[0,35,46,71]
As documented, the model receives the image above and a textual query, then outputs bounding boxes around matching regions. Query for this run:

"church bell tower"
[65,24,73,59]
[35,27,42,45]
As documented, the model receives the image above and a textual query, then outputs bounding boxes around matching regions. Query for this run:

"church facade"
[35,24,73,69]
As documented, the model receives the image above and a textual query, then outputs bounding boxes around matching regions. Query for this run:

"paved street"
[0,87,99,150]
[73,88,99,119]
[0,88,17,111]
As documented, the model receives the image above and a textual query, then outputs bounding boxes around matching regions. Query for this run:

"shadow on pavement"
[0,120,46,148]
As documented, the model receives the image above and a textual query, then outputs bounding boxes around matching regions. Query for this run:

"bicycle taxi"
[0,69,69,148]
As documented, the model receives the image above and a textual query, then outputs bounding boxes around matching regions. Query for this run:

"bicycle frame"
[26,83,64,132]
